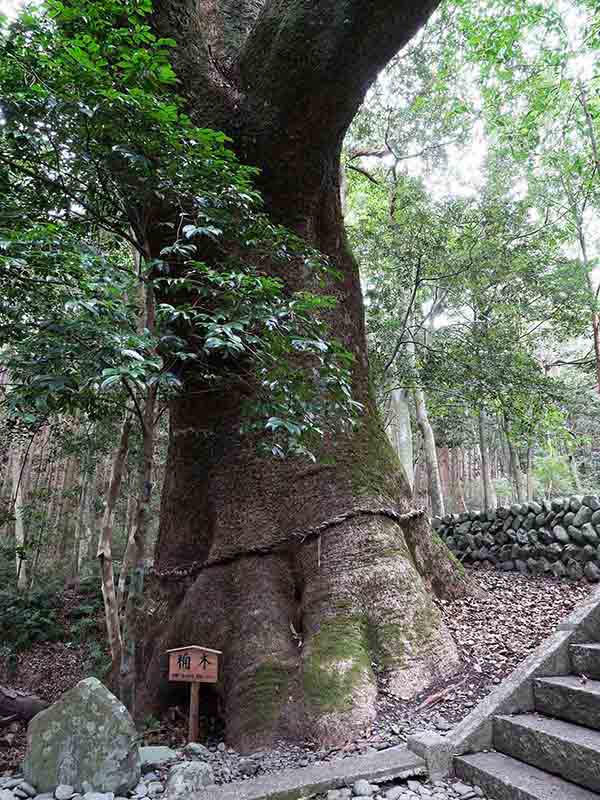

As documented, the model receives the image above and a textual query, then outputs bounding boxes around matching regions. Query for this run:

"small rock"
[132,785,147,798]
[165,763,214,800]
[217,743,226,753]
[17,787,35,800]
[82,794,114,800]
[452,783,476,798]
[145,784,163,798]
[54,787,74,800]
[327,791,352,800]
[183,743,211,761]
[238,760,259,777]
[384,789,404,800]
[353,780,373,797]
[585,561,600,582]
[140,748,177,772]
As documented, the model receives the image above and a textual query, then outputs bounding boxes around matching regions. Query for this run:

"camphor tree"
[1,0,469,749]
[136,0,470,750]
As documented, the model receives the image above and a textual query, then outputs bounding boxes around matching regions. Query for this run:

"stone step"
[494,713,600,792]
[571,643,600,679]
[534,675,600,730]
[454,752,600,800]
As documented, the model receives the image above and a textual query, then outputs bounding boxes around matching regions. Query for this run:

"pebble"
[54,787,74,800]
[327,791,352,800]
[352,779,373,797]
[385,788,404,800]
[183,743,211,761]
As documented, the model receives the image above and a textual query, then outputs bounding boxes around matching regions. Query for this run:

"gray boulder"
[583,523,599,545]
[570,495,583,512]
[569,525,586,545]
[583,496,600,511]
[573,505,593,527]
[585,562,600,583]
[164,763,214,800]
[552,525,569,544]
[23,678,140,793]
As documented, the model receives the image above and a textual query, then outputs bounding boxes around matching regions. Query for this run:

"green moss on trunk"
[371,595,441,669]
[303,615,373,712]
[349,408,407,501]
[237,662,292,735]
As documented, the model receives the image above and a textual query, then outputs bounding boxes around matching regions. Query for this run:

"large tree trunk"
[138,0,466,751]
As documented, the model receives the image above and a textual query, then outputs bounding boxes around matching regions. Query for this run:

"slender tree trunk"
[77,464,99,577]
[413,386,445,517]
[569,454,582,493]
[438,447,450,504]
[478,410,497,510]
[506,436,526,503]
[97,414,133,668]
[120,282,158,715]
[451,448,467,513]
[386,388,414,492]
[11,448,28,591]
[526,446,534,502]
[139,0,465,750]
[72,470,90,584]
[56,457,73,552]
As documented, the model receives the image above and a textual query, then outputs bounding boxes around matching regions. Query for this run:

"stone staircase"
[454,642,600,799]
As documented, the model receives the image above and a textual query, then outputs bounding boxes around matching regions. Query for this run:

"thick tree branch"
[238,1,441,163]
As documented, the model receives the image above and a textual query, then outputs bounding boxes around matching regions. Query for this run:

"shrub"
[0,588,62,650]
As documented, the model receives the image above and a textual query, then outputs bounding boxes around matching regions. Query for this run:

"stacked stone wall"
[434,495,600,583]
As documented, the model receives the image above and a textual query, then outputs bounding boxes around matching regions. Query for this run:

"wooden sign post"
[167,645,222,743]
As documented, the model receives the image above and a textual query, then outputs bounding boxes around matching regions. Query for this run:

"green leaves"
[0,0,359,458]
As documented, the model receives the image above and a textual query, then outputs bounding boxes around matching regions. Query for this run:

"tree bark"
[138,0,466,751]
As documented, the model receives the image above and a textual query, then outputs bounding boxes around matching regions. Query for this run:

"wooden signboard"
[166,645,222,742]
